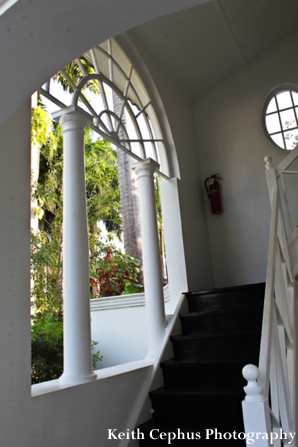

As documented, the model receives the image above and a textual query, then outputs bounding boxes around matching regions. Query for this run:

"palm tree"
[112,92,143,282]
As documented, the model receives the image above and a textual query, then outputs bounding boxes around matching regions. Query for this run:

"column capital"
[132,158,160,177]
[52,105,91,129]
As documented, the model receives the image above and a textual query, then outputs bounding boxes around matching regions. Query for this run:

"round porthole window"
[263,84,298,150]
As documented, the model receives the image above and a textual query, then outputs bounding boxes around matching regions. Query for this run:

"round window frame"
[262,83,298,151]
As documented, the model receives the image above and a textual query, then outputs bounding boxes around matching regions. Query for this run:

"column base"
[59,371,97,387]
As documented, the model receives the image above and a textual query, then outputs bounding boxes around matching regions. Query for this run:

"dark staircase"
[137,283,265,445]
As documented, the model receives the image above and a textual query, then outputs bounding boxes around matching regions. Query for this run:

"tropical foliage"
[31,311,102,384]
[30,117,125,312]
[31,311,63,384]
[52,58,100,95]
[30,105,142,383]
[89,233,141,297]
[31,105,53,147]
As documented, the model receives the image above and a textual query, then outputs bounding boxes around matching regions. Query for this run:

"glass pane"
[146,103,163,140]
[267,97,277,113]
[280,109,296,130]
[271,133,284,149]
[285,129,298,150]
[130,141,143,158]
[144,141,157,161]
[276,91,292,110]
[50,80,72,108]
[292,91,298,106]
[131,70,149,108]
[295,107,298,121]
[266,113,281,133]
[98,109,112,134]
[111,39,132,79]
[123,108,136,140]
[98,40,108,54]
[137,112,151,140]
[93,46,109,78]
[104,84,114,113]
[112,64,128,97]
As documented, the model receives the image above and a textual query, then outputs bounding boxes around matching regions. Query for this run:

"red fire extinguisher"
[205,174,222,214]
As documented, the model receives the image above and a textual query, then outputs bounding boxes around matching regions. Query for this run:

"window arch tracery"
[39,38,170,178]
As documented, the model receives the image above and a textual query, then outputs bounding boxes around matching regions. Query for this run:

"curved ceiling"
[131,0,298,103]
[0,0,209,126]
[1,0,298,125]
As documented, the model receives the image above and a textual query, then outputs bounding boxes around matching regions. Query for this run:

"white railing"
[242,149,298,447]
[90,283,170,311]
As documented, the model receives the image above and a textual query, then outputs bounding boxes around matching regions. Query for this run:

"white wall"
[91,304,148,368]
[90,286,178,369]
[30,366,153,447]
[0,100,32,445]
[126,30,214,291]
[194,35,298,288]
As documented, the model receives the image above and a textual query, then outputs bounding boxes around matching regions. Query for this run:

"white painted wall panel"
[91,305,148,368]
[194,36,298,287]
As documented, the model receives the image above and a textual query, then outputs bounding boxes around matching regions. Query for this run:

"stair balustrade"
[242,148,298,446]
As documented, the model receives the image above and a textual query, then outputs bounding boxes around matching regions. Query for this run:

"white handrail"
[242,149,298,447]
[258,185,278,397]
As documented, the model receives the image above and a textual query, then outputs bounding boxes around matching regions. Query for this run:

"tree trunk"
[112,92,143,283]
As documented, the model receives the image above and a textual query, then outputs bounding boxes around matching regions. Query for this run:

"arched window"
[32,37,180,385]
[40,38,170,178]
[263,84,298,150]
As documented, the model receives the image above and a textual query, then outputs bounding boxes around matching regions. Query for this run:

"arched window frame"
[31,35,188,390]
[39,38,171,178]
[263,83,298,151]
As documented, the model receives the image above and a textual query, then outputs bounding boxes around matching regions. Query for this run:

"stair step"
[171,330,261,361]
[180,309,263,336]
[149,388,245,428]
[185,282,265,314]
[137,283,264,445]
[138,420,246,446]
[161,358,256,391]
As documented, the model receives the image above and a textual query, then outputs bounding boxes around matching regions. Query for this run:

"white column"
[53,106,96,385]
[133,158,166,358]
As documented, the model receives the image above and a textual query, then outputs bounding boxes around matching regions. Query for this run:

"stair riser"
[150,393,244,428]
[161,361,257,391]
[180,311,263,336]
[188,298,264,314]
[172,334,260,362]
[186,285,265,314]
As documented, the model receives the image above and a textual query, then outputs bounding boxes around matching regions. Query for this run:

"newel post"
[132,158,166,358]
[53,106,96,385]
[242,365,271,446]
